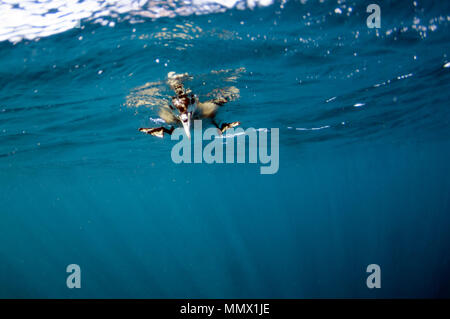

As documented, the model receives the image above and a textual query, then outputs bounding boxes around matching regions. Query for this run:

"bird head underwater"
[134,71,242,139]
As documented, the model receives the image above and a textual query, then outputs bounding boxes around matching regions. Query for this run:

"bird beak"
[181,115,191,139]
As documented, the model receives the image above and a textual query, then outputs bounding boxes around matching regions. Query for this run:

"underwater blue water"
[1,0,450,298]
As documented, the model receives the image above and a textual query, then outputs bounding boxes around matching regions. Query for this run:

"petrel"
[139,72,241,139]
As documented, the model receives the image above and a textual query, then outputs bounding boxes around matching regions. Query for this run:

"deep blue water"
[1,0,450,298]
